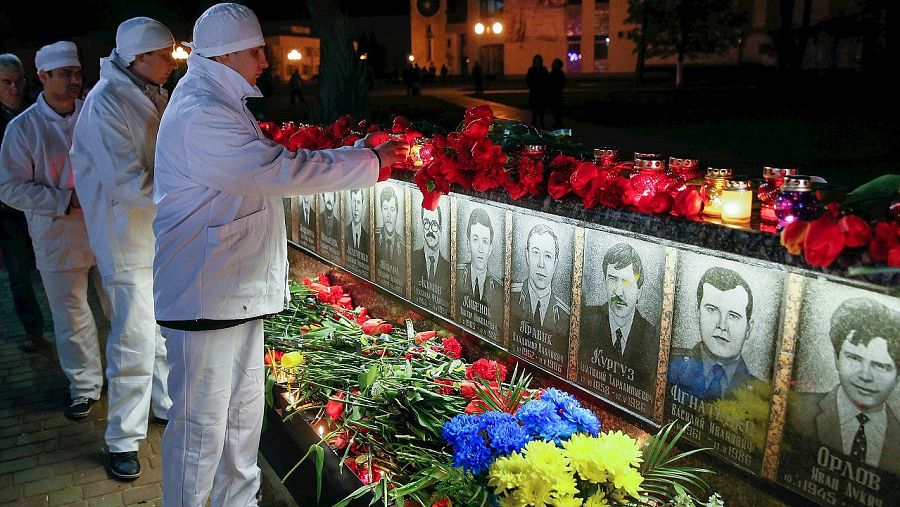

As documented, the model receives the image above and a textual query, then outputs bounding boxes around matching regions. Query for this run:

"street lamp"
[172,46,189,60]
[474,22,485,35]
[408,54,415,62]
[491,22,503,34]
[287,49,302,61]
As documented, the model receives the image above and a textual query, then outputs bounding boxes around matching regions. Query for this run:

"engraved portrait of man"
[789,297,900,475]
[374,184,406,292]
[668,266,761,401]
[319,191,339,239]
[412,205,449,283]
[580,242,659,395]
[299,194,316,230]
[510,223,570,337]
[457,207,502,315]
[345,188,369,253]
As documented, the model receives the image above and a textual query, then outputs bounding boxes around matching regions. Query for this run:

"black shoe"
[110,451,141,480]
[64,397,96,420]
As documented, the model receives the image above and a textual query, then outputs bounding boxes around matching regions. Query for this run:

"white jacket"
[70,52,167,276]
[0,95,94,272]
[153,53,379,321]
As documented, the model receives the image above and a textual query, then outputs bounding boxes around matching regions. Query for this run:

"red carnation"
[600,176,630,209]
[325,391,346,421]
[569,161,600,198]
[838,215,871,248]
[803,215,845,267]
[432,498,452,507]
[442,337,462,359]
[361,318,393,336]
[869,221,899,262]
[415,330,436,344]
[547,169,572,200]
[465,358,509,382]
[781,220,809,256]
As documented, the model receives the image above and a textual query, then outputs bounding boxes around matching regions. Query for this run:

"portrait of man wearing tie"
[319,191,339,239]
[579,242,659,397]
[510,223,571,374]
[788,297,900,475]
[412,204,450,313]
[375,184,406,294]
[456,206,503,340]
[344,188,370,275]
[298,194,316,248]
[667,266,762,401]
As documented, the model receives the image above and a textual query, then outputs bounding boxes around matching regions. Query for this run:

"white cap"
[116,17,175,64]
[187,3,265,57]
[35,41,81,72]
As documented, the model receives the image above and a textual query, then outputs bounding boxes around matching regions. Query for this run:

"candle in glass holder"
[630,158,669,202]
[417,139,433,166]
[701,167,733,217]
[593,148,618,166]
[775,175,818,228]
[520,144,546,161]
[758,167,798,224]
[721,179,754,225]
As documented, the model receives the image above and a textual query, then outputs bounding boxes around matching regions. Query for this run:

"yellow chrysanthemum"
[611,467,644,500]
[524,440,570,479]
[562,434,609,483]
[552,495,583,507]
[280,351,305,368]
[583,491,610,507]
[594,431,642,475]
[488,453,528,495]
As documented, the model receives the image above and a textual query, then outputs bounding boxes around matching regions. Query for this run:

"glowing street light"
[491,22,503,34]
[287,49,302,61]
[474,22,485,35]
[359,53,368,60]
[172,46,189,60]
[408,54,415,62]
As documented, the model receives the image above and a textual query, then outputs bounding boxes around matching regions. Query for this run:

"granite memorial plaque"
[410,188,451,315]
[318,191,341,261]
[455,200,506,342]
[508,212,575,377]
[374,181,407,295]
[296,195,317,250]
[666,252,783,473]
[343,188,371,277]
[576,231,666,418]
[778,279,900,507]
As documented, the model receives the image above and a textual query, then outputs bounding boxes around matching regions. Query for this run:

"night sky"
[1,1,410,49]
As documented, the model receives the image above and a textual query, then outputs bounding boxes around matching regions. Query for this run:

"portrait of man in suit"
[511,223,570,338]
[789,297,900,475]
[579,242,659,395]
[667,266,761,400]
[375,185,405,292]
[299,195,316,230]
[457,207,503,337]
[412,206,449,283]
[345,188,369,253]
[319,191,339,239]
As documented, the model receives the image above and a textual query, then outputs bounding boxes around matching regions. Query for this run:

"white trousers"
[102,267,172,453]
[39,266,103,400]
[161,320,264,507]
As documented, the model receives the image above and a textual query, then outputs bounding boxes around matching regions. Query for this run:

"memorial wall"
[284,178,899,507]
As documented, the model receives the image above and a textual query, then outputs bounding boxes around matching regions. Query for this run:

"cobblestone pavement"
[0,266,295,506]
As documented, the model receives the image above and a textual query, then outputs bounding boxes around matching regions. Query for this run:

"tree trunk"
[635,4,648,84]
[676,53,684,87]
[307,0,369,122]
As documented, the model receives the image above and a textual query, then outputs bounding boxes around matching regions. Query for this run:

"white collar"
[35,93,81,123]
[185,52,262,103]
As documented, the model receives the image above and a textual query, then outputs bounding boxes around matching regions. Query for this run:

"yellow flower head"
[583,491,610,507]
[611,467,644,500]
[523,440,570,479]
[562,434,608,483]
[280,351,305,368]
[552,495,583,507]
[488,452,528,495]
[594,431,643,475]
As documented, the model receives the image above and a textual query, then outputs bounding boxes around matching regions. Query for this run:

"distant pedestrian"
[440,64,448,82]
[548,58,566,129]
[526,54,549,129]
[412,63,422,95]
[289,69,304,104]
[472,61,484,95]
[428,62,437,83]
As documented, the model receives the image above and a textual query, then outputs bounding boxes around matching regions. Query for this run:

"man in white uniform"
[0,42,103,419]
[153,4,408,505]
[70,17,177,480]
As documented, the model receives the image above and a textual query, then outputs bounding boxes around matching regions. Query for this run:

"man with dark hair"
[412,205,449,281]
[511,223,570,337]
[789,297,900,474]
[668,266,760,400]
[580,243,658,394]
[375,185,404,268]
[319,191,339,238]
[457,207,502,311]
[345,188,368,252]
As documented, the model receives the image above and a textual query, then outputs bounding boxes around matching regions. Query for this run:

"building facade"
[410,0,864,77]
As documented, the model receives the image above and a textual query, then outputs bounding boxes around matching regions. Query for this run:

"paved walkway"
[0,265,295,506]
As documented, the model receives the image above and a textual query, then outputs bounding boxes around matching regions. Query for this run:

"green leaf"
[841,174,900,216]
[314,444,324,503]
[359,364,381,390]
[265,374,275,409]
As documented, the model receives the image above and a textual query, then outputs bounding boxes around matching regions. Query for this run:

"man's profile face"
[698,283,753,362]
[468,222,492,272]
[323,192,335,216]
[422,208,440,250]
[606,263,641,321]
[526,232,557,291]
[133,46,178,86]
[350,191,363,226]
[217,45,268,86]
[837,336,898,411]
[381,196,397,236]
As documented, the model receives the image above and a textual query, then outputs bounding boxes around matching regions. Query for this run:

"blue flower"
[567,406,601,436]
[541,387,576,408]
[442,414,481,447]
[482,412,529,456]
[452,433,493,475]
[515,399,559,436]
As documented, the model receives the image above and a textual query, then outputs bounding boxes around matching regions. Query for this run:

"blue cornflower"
[540,387,577,408]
